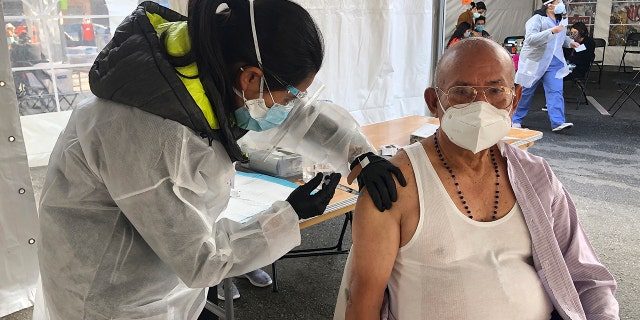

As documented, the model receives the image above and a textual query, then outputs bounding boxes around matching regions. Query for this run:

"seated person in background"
[337,38,619,320]
[6,23,17,48]
[457,1,486,29]
[447,22,472,48]
[473,16,492,39]
[564,21,596,80]
[9,31,46,67]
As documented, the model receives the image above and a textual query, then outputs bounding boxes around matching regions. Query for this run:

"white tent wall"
[0,4,40,317]
[287,0,434,124]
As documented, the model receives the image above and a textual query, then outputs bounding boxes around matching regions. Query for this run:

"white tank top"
[387,142,553,319]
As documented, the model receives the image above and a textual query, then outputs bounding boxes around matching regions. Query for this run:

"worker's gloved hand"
[349,152,407,212]
[287,172,342,220]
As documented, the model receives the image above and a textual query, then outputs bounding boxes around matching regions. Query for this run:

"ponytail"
[188,0,233,109]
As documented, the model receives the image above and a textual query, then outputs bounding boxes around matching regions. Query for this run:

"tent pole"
[430,0,446,87]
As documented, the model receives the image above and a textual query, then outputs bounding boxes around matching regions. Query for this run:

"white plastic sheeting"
[20,111,72,168]
[0,5,40,317]
[298,0,434,125]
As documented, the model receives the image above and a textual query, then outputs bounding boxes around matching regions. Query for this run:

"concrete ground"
[3,70,639,320]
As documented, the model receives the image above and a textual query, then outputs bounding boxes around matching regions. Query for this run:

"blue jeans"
[513,56,566,128]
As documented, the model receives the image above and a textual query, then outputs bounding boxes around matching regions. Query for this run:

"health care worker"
[513,0,579,132]
[33,0,405,319]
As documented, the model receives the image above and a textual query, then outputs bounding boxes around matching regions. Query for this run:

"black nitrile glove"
[350,152,407,212]
[287,172,342,219]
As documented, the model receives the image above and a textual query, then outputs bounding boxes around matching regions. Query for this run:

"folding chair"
[565,64,592,110]
[608,71,640,116]
[618,32,640,72]
[204,278,235,319]
[590,38,606,86]
[23,69,78,112]
[563,44,596,109]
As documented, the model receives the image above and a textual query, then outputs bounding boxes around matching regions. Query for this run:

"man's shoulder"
[504,143,545,164]
[503,143,555,182]
[388,143,421,212]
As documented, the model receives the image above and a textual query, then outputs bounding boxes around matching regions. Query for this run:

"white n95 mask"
[438,101,512,154]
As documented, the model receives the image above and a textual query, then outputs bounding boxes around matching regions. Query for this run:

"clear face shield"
[241,1,369,170]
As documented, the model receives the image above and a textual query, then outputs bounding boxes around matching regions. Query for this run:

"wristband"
[347,156,370,184]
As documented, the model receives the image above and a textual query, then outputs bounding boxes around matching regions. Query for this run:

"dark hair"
[448,22,472,47]
[475,16,486,23]
[473,2,487,11]
[188,0,324,108]
[571,21,589,38]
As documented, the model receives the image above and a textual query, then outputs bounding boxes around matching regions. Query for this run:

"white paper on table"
[410,123,439,140]
[575,44,586,52]
[216,172,297,224]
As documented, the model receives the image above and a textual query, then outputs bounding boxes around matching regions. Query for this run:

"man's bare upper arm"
[347,150,415,316]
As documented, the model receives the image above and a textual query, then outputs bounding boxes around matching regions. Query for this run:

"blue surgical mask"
[234,102,292,131]
[473,12,481,19]
[464,31,471,38]
[553,2,566,14]
[233,83,294,132]
[475,25,485,32]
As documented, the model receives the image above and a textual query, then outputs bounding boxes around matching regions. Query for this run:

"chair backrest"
[594,38,606,48]
[25,70,51,91]
[593,38,606,62]
[625,32,640,48]
[504,35,524,45]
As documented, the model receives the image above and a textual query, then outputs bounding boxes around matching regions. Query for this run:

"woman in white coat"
[512,0,579,132]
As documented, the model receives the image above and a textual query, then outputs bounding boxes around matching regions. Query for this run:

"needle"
[336,184,360,195]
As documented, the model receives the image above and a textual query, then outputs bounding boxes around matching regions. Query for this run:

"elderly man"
[336,38,619,320]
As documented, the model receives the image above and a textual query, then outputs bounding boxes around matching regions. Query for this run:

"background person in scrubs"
[512,0,579,132]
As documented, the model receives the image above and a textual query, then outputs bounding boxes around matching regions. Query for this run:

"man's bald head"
[425,37,522,117]
[434,37,515,88]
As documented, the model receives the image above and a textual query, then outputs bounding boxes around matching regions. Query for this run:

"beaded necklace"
[433,131,500,221]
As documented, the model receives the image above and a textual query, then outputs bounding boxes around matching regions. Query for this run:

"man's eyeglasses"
[436,86,515,109]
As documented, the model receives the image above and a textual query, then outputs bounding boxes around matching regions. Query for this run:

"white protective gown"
[33,97,301,319]
[515,13,573,88]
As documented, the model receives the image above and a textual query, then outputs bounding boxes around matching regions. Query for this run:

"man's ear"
[425,87,439,117]
[237,66,264,92]
[510,84,523,117]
